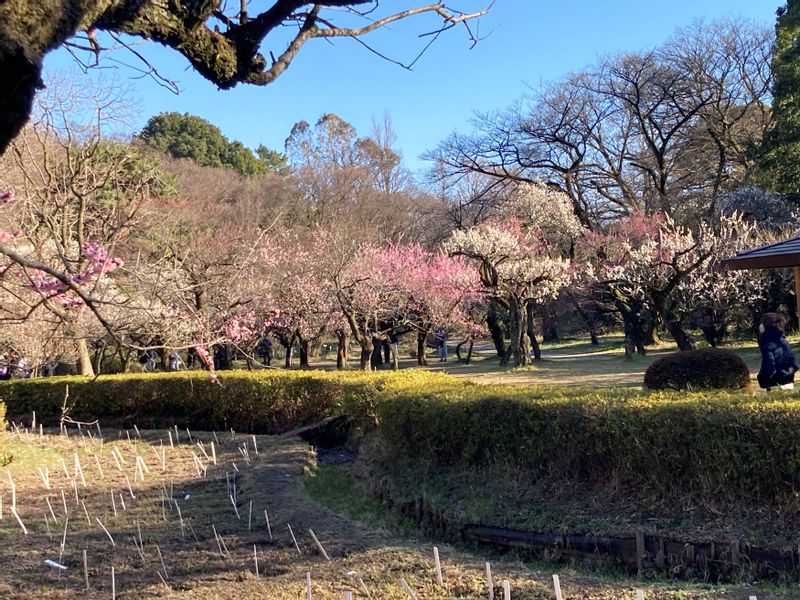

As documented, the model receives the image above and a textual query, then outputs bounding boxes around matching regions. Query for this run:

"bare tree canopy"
[0,1,491,154]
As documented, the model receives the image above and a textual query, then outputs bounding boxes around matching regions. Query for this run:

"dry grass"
[0,425,787,598]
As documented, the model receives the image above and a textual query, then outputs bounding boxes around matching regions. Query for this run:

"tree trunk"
[466,339,474,364]
[417,329,429,366]
[76,338,95,376]
[336,331,348,370]
[359,346,370,370]
[590,330,599,345]
[526,301,542,361]
[487,299,507,357]
[541,308,559,343]
[501,296,529,367]
[299,339,310,367]
[283,342,293,368]
[664,309,695,351]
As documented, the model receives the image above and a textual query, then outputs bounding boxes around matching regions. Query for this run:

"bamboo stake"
[59,457,69,478]
[306,572,312,600]
[288,524,302,555]
[133,424,141,439]
[211,525,225,556]
[74,453,86,487]
[7,470,16,510]
[96,517,115,546]
[308,528,331,561]
[502,580,511,600]
[213,431,219,443]
[93,455,105,479]
[248,500,252,531]
[81,500,91,525]
[552,575,563,600]
[485,562,494,600]
[253,544,259,577]
[174,425,179,443]
[229,495,240,519]
[111,449,122,471]
[118,492,127,511]
[60,489,68,517]
[264,509,273,541]
[46,496,58,524]
[111,566,116,600]
[59,518,69,562]
[174,500,185,537]
[124,473,135,498]
[433,546,443,587]
[168,430,174,448]
[10,507,28,534]
[400,578,418,600]
[156,544,168,578]
[252,435,258,455]
[358,577,373,600]
[636,591,645,600]
[38,466,51,489]
[83,549,89,589]
[186,428,192,443]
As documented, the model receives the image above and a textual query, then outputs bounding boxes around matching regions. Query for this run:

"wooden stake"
[211,441,217,465]
[133,424,141,438]
[264,509,273,541]
[7,470,16,510]
[111,491,117,517]
[111,566,116,600]
[156,544,168,578]
[125,474,136,499]
[213,431,219,443]
[10,507,28,534]
[111,449,122,471]
[306,572,312,600]
[60,489,68,517]
[248,500,252,531]
[309,528,331,561]
[81,500,91,525]
[96,517,115,546]
[59,457,69,478]
[288,523,302,555]
[168,430,174,448]
[502,580,510,600]
[211,524,225,556]
[46,496,58,524]
[636,591,645,600]
[174,425,179,443]
[552,574,563,600]
[59,517,69,561]
[74,453,86,487]
[118,492,127,511]
[38,466,51,489]
[253,544,259,577]
[485,562,494,600]
[252,435,258,455]
[83,549,89,589]
[93,455,105,479]
[229,494,240,519]
[433,546,443,587]
[400,578,418,600]
[174,501,185,537]
[358,577,373,600]
[186,427,192,443]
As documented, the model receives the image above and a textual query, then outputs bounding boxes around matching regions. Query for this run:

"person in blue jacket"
[757,312,799,390]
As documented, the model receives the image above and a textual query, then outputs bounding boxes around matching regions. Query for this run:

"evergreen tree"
[759,2,800,198]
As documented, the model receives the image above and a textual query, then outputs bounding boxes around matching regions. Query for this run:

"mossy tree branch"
[0,1,490,153]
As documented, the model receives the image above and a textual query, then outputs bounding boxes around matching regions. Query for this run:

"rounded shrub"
[643,348,751,391]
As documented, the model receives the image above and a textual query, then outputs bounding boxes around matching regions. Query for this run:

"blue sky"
[45,1,776,173]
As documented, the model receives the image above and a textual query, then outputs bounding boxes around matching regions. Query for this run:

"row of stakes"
[3,417,769,599]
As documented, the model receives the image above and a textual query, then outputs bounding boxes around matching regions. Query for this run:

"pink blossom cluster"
[31,241,123,294]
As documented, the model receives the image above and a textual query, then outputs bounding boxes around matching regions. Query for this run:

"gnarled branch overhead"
[0,1,491,154]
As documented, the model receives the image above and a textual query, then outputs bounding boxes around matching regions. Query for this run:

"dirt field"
[0,425,790,599]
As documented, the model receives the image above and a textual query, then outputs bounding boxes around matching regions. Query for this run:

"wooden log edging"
[461,524,798,582]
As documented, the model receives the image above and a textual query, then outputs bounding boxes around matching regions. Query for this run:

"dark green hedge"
[374,379,800,503]
[644,348,752,390]
[0,370,385,433]
[3,369,800,503]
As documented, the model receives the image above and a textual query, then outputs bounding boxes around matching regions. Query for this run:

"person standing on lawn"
[757,312,799,390]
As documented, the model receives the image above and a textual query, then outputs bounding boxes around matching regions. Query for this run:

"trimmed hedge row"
[374,378,800,503]
[0,370,392,434]
[3,369,800,503]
